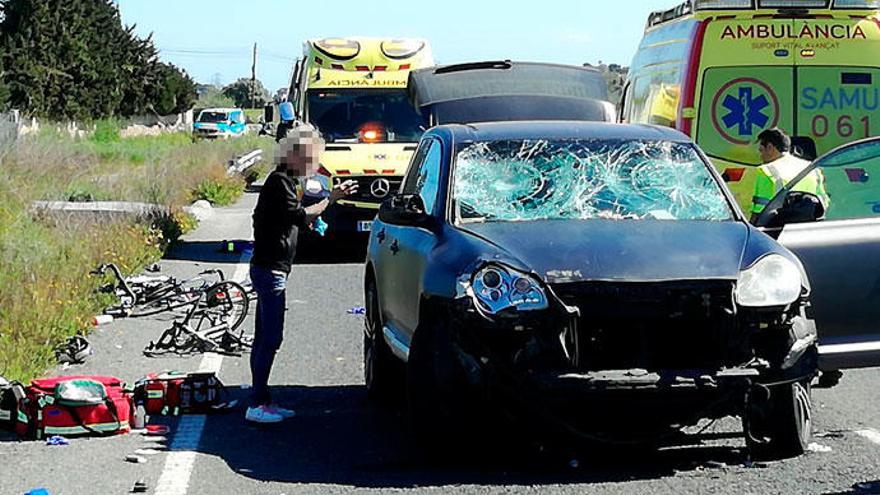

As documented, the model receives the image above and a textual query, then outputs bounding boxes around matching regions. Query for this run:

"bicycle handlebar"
[91,263,136,304]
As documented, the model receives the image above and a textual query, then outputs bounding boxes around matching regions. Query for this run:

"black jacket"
[251,169,308,273]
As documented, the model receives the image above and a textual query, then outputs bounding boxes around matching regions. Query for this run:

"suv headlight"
[469,265,548,315]
[735,254,803,307]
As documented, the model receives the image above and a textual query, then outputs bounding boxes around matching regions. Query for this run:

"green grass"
[243,108,264,123]
[0,122,274,382]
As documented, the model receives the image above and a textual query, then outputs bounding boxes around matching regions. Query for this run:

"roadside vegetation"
[0,122,272,381]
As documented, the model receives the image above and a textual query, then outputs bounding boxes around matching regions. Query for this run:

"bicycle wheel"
[201,281,249,331]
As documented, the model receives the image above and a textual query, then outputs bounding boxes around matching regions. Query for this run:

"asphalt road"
[2,186,880,495]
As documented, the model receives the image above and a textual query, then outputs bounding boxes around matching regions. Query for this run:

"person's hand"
[329,180,358,203]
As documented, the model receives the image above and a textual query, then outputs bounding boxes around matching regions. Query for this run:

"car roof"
[408,61,608,108]
[428,121,691,143]
[200,108,239,113]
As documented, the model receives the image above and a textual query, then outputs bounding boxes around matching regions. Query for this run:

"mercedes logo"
[370,178,391,198]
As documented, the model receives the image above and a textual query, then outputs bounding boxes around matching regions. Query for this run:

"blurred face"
[281,136,325,176]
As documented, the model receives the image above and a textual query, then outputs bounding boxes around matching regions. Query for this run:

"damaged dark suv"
[364,122,822,458]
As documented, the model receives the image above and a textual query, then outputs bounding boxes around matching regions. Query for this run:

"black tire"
[363,279,403,402]
[406,318,471,453]
[745,380,812,460]
[201,280,250,331]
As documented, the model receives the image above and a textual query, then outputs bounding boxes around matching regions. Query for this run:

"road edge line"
[153,253,250,495]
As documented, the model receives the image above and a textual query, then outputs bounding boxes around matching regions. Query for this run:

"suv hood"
[459,219,750,283]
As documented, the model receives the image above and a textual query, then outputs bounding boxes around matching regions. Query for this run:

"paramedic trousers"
[249,264,288,406]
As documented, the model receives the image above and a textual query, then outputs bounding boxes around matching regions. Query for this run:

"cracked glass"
[453,139,733,223]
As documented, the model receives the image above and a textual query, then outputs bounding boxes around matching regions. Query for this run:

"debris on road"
[24,488,50,495]
[807,442,833,453]
[347,306,366,315]
[125,454,147,464]
[815,430,847,439]
[45,435,69,446]
[130,480,148,493]
[54,335,93,364]
[93,314,114,326]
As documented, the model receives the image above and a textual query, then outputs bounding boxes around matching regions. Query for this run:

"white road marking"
[231,258,250,284]
[197,352,224,374]
[154,255,250,495]
[856,428,880,446]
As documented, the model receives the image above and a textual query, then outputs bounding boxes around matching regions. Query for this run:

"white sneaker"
[268,405,296,419]
[245,405,283,423]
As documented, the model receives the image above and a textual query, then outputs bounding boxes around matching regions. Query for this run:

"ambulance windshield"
[307,89,424,143]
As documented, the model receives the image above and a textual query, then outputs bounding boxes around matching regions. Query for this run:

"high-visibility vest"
[751,153,830,215]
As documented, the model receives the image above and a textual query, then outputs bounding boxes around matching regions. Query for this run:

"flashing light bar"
[314,38,361,61]
[358,123,386,143]
[380,39,425,60]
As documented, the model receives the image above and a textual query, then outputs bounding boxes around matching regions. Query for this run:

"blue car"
[193,107,247,140]
[363,121,839,459]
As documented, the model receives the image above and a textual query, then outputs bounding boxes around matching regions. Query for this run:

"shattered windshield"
[453,139,733,222]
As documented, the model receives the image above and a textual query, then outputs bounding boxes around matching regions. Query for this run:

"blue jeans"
[249,264,288,406]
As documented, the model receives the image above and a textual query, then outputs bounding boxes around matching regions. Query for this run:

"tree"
[0,0,196,120]
[149,63,197,115]
[222,78,270,108]
[196,84,235,109]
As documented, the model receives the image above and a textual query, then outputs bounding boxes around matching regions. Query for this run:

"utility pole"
[251,43,258,109]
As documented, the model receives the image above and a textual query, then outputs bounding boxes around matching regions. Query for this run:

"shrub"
[192,174,246,206]
[91,119,121,144]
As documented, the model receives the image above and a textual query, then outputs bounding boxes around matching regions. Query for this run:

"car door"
[232,111,245,135]
[383,138,444,341]
[756,137,880,371]
[374,139,430,339]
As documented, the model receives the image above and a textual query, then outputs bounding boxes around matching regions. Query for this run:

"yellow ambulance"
[622,0,880,210]
[286,37,434,237]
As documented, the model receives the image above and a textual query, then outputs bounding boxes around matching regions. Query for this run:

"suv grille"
[552,280,744,371]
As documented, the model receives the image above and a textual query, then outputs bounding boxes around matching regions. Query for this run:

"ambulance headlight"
[735,255,803,307]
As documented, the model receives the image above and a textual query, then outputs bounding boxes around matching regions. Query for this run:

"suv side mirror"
[378,194,431,226]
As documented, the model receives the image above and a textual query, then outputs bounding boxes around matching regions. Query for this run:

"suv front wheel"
[364,279,403,402]
[745,380,812,460]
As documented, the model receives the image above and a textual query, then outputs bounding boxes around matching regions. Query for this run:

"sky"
[117,0,675,92]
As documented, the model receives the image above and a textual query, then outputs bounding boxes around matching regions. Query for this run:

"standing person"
[275,102,296,143]
[246,125,357,423]
[750,128,829,222]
